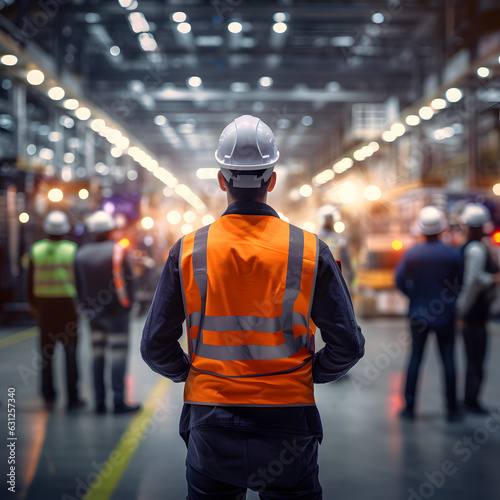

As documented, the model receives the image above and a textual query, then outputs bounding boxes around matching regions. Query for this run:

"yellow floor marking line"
[0,327,39,349]
[83,377,171,500]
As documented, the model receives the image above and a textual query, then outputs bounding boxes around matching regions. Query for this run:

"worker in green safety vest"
[28,210,85,411]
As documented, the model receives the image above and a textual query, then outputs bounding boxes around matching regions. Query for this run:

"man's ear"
[217,170,227,192]
[268,171,277,192]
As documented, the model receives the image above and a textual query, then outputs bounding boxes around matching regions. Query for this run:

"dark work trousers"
[185,426,322,500]
[35,297,79,405]
[90,315,129,407]
[404,318,457,411]
[462,320,488,406]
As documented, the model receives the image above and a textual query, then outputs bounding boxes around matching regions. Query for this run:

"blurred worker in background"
[28,210,85,411]
[396,206,462,421]
[456,203,500,414]
[75,210,140,415]
[141,115,365,499]
[319,212,354,285]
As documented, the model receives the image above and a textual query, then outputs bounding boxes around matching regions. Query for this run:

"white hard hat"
[418,206,448,235]
[461,203,491,227]
[215,115,279,188]
[86,210,116,233]
[43,210,71,236]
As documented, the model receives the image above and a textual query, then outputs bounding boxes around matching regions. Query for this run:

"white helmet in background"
[86,210,116,234]
[418,206,448,235]
[43,210,71,236]
[215,115,279,188]
[461,203,491,227]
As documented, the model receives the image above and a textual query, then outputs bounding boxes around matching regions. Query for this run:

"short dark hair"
[224,169,273,202]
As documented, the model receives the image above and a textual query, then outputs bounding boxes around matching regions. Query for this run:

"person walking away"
[28,210,85,411]
[456,203,500,414]
[141,115,365,499]
[74,210,141,415]
[396,206,462,421]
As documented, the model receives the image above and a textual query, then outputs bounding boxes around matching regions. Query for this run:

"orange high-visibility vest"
[179,214,318,406]
[112,242,131,308]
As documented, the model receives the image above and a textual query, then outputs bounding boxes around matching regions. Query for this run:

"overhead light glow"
[364,185,382,201]
[382,130,396,142]
[258,76,273,88]
[64,152,75,163]
[371,13,384,24]
[181,223,194,235]
[273,22,287,34]
[392,240,403,251]
[48,131,62,142]
[154,115,167,126]
[445,87,463,103]
[167,210,182,224]
[301,116,313,126]
[405,114,420,126]
[48,188,63,202]
[39,148,54,160]
[313,169,335,185]
[26,69,44,85]
[48,86,65,100]
[177,22,192,34]
[184,211,196,223]
[110,45,121,56]
[273,12,288,22]
[187,76,202,88]
[90,118,106,132]
[141,216,154,230]
[127,170,138,181]
[333,157,354,173]
[228,21,243,34]
[118,0,133,7]
[338,181,360,204]
[303,222,316,233]
[1,54,18,66]
[353,149,366,162]
[369,141,380,152]
[138,32,158,51]
[477,66,490,78]
[128,12,150,33]
[196,168,219,179]
[78,188,89,200]
[418,106,434,120]
[493,183,500,196]
[299,184,313,197]
[75,107,91,120]
[431,98,447,110]
[202,215,215,226]
[172,12,187,23]
[111,147,123,158]
[391,122,406,137]
[64,98,79,110]
[19,212,29,223]
[334,221,345,233]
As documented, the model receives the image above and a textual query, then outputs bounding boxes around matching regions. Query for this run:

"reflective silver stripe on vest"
[185,223,314,362]
[191,225,210,351]
[189,311,308,332]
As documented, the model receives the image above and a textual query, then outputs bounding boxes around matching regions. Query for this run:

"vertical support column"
[467,93,479,190]
[13,83,27,165]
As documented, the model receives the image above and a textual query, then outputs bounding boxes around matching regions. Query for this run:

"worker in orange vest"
[141,115,365,499]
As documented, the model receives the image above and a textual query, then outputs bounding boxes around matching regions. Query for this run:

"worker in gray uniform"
[74,210,141,414]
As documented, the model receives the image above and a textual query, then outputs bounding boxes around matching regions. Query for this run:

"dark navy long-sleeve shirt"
[395,239,463,327]
[141,201,364,442]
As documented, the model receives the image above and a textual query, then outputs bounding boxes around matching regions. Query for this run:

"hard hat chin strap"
[221,168,273,188]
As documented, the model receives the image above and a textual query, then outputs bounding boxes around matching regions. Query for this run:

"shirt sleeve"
[456,242,494,317]
[311,241,365,383]
[140,240,190,383]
